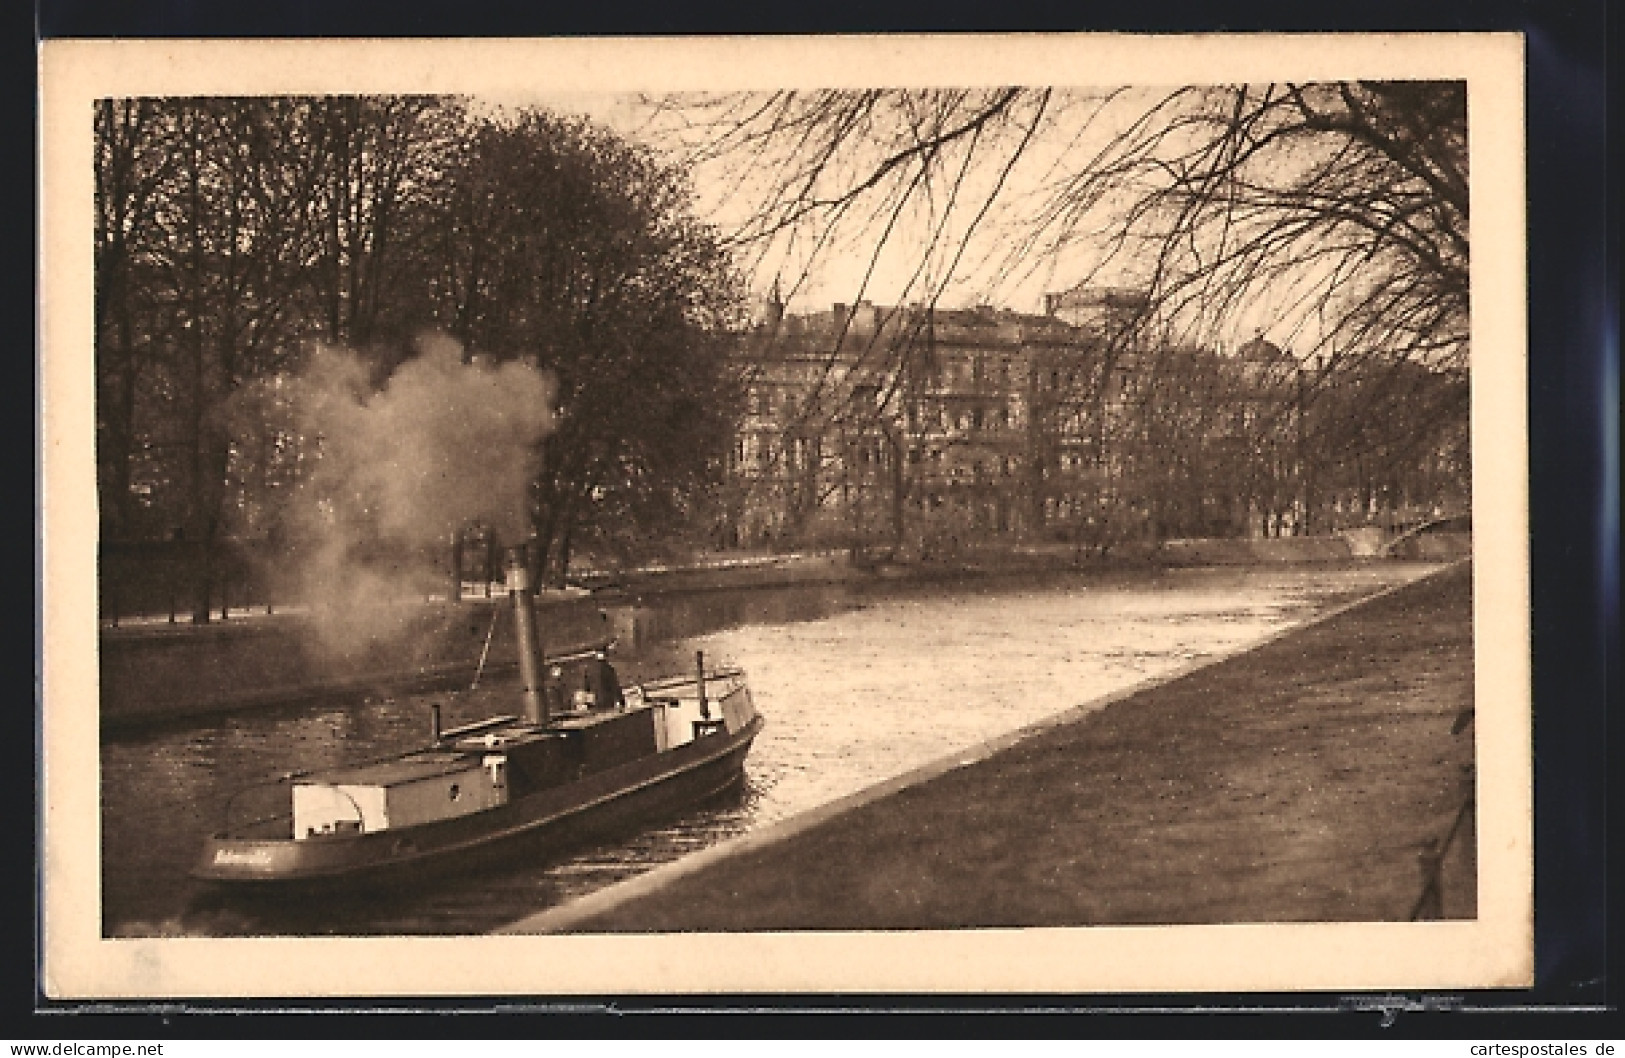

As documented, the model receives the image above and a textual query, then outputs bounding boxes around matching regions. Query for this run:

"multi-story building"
[725,295,1133,554]
[721,288,1469,554]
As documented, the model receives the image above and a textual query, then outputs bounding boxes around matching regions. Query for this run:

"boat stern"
[193,835,315,883]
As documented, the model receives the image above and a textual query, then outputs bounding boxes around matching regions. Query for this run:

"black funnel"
[504,548,548,726]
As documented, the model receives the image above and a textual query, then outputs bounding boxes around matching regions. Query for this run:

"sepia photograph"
[39,34,1531,997]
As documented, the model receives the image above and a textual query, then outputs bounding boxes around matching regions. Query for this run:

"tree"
[655,83,1470,541]
[95,97,461,617]
[301,97,457,351]
[96,98,744,603]
[411,111,746,584]
[94,98,171,539]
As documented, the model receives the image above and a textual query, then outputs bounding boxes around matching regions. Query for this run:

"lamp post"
[1296,355,1324,536]
[1296,363,1307,535]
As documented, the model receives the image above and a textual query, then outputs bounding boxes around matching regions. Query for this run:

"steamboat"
[193,549,762,888]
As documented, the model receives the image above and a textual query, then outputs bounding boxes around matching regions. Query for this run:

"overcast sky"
[503,89,1352,356]
[500,91,1124,315]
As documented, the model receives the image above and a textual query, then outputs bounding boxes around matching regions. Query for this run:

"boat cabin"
[292,750,509,838]
[288,654,755,841]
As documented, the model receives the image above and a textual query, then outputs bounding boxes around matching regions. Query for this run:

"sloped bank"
[504,560,1476,932]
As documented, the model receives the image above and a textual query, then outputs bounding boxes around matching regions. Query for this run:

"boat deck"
[305,750,474,787]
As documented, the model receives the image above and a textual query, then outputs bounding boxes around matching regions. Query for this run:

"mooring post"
[696,650,710,719]
[450,531,464,604]
[484,532,495,598]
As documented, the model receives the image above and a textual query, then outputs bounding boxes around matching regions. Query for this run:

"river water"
[101,562,1438,937]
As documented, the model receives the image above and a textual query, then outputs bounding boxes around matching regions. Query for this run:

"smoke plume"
[301,333,556,545]
[279,333,557,658]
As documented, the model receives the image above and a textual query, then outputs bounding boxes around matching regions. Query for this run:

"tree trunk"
[100,314,140,539]
[552,520,575,590]
[185,107,213,623]
[889,432,906,549]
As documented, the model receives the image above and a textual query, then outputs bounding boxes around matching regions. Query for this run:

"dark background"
[28,0,1615,1035]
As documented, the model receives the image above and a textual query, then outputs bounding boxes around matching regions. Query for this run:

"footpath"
[503,560,1476,932]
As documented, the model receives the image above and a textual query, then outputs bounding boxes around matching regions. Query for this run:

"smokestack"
[505,547,548,726]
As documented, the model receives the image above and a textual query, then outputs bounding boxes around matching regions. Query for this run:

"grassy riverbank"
[514,560,1475,931]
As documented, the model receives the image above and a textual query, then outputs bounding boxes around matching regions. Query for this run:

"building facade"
[721,289,1469,554]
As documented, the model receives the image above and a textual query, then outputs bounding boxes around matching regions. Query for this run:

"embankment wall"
[1157,531,1472,566]
[1157,536,1354,566]
[99,598,610,730]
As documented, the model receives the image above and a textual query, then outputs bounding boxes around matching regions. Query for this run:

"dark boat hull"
[194,714,762,890]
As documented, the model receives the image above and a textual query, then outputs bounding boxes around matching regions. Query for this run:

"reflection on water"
[101,563,1437,937]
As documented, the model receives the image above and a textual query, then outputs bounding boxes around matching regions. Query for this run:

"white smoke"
[279,332,558,658]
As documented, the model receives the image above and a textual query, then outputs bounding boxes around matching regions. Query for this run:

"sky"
[493,89,1362,358]
[493,90,1129,315]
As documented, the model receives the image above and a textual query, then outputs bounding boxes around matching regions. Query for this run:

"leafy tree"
[94,98,171,539]
[101,99,323,616]
[97,99,744,602]
[95,97,459,616]
[415,111,745,583]
[301,96,453,351]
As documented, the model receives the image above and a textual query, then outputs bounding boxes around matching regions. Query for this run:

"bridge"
[1381,512,1473,558]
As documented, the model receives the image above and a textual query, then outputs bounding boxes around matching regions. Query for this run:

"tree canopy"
[94,97,745,605]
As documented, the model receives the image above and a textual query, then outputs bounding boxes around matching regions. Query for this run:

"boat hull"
[194,714,762,890]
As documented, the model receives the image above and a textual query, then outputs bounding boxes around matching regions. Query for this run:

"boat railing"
[438,714,521,742]
[548,646,614,665]
[220,781,297,837]
[637,668,744,695]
